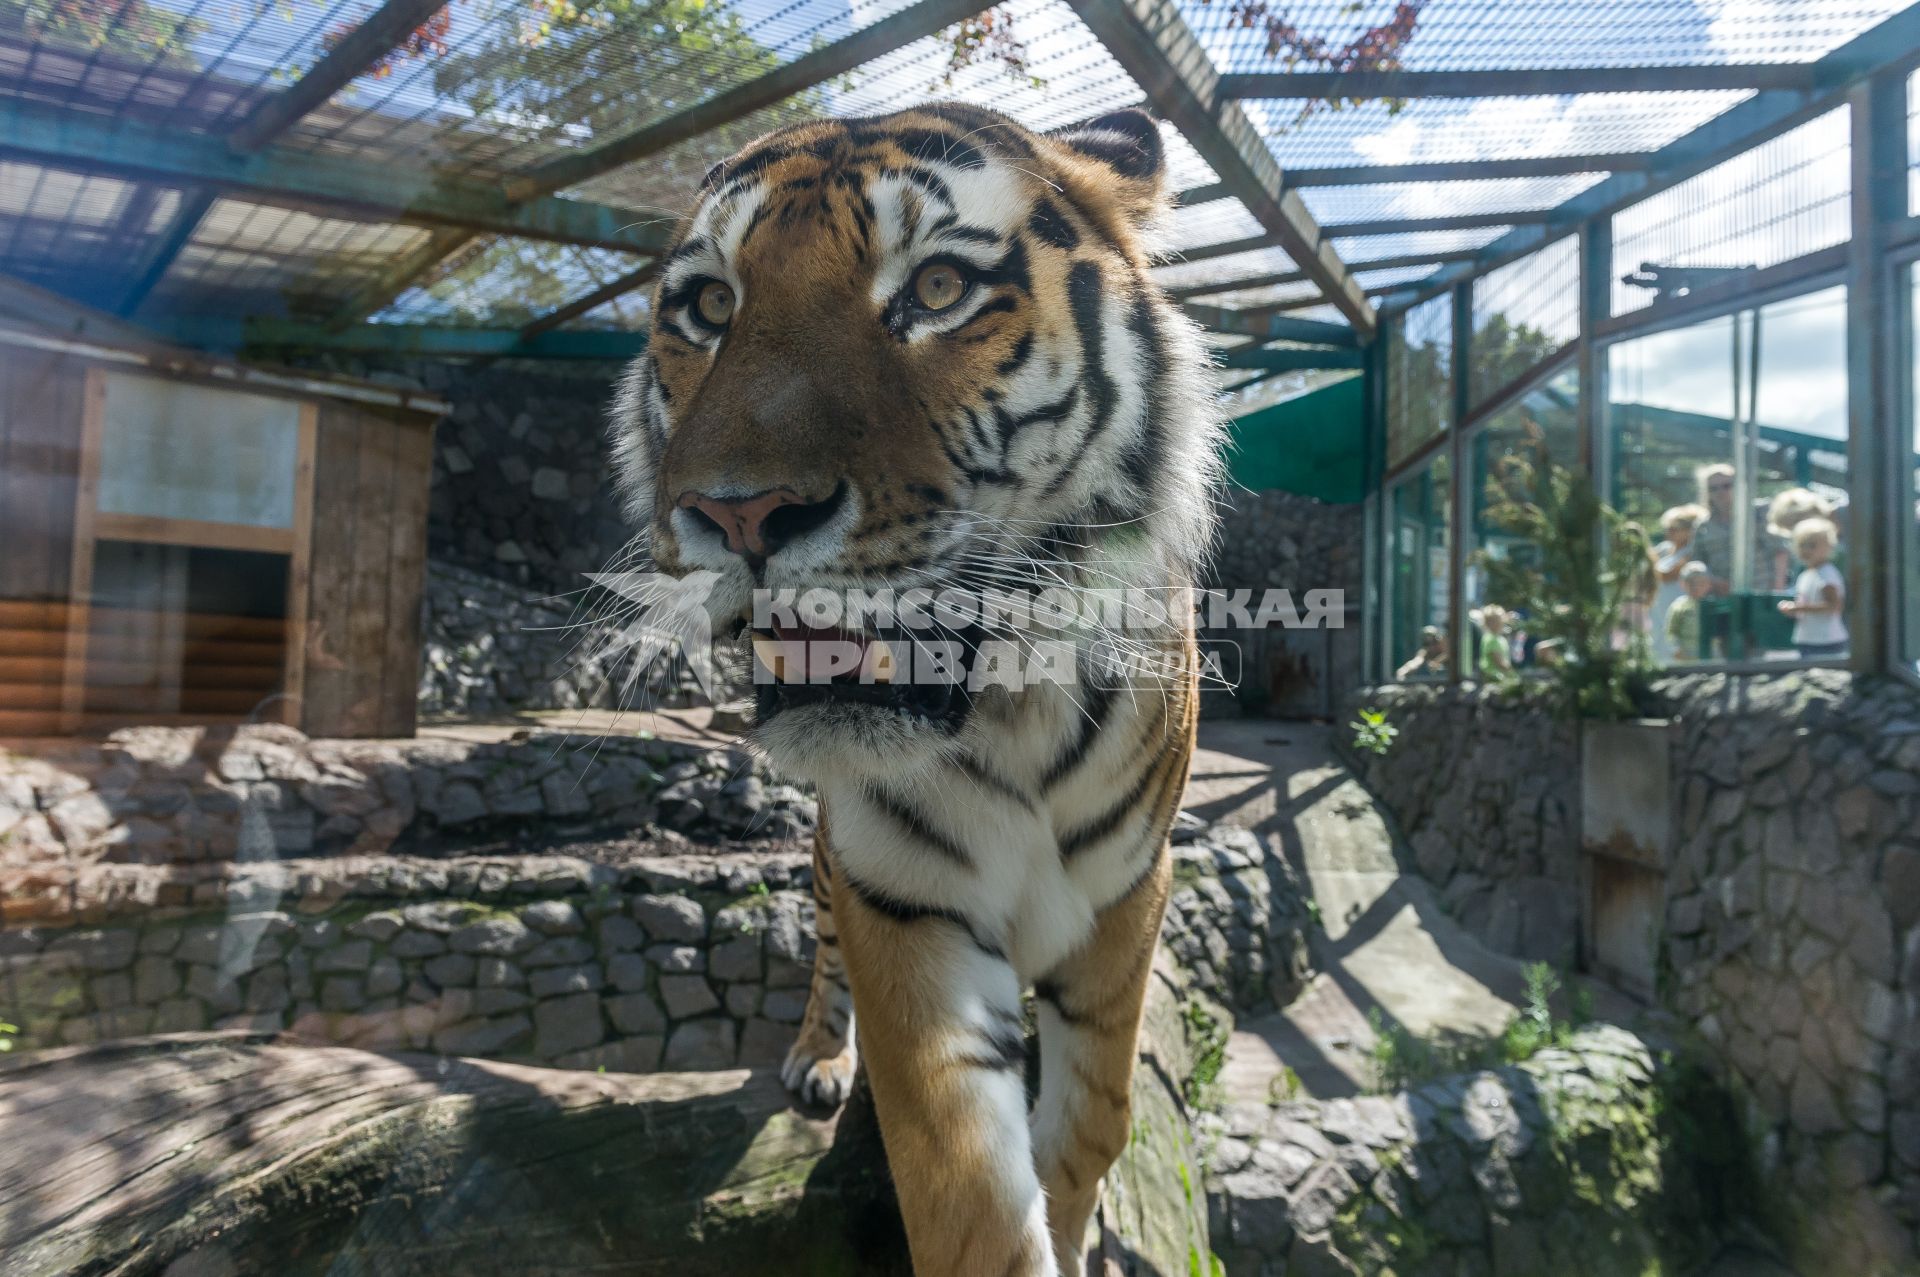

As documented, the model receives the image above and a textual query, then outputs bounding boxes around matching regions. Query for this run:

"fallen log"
[0,960,1215,1276]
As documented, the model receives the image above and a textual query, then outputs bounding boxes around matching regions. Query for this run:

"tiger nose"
[677,484,846,558]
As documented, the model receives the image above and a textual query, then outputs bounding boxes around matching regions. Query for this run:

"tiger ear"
[1053,108,1165,181]
[1049,108,1167,229]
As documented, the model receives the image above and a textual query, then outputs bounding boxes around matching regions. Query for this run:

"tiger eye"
[912,263,967,311]
[695,281,734,327]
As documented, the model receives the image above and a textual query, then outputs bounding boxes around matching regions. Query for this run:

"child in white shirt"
[1777,517,1847,660]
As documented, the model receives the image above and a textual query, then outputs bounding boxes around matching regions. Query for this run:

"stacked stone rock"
[1344,668,1920,1273]
[0,725,814,877]
[1202,489,1364,718]
[1341,682,1581,965]
[1161,817,1314,1012]
[0,850,818,1070]
[1208,489,1363,600]
[1201,1025,1726,1275]
[0,818,1309,1083]
[417,560,748,719]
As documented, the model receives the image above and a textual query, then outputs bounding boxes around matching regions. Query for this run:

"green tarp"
[1222,374,1366,504]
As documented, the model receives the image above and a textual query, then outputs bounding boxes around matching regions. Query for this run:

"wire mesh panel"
[1386,291,1453,467]
[0,0,381,133]
[1908,65,1920,215]
[1300,173,1609,226]
[148,199,430,320]
[0,163,183,297]
[571,0,1205,216]
[562,292,652,332]
[1181,0,1909,75]
[1355,263,1440,293]
[1469,234,1579,405]
[1611,108,1850,315]
[1249,91,1748,171]
[371,236,649,328]
[276,0,945,182]
[1333,226,1512,262]
[1461,362,1579,671]
[1182,279,1322,309]
[1151,243,1296,294]
[1384,448,1450,681]
[1166,198,1265,255]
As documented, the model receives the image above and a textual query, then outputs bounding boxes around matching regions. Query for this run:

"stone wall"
[1203,489,1365,718]
[1342,684,1581,965]
[0,725,814,898]
[0,817,1300,1081]
[1202,1025,1739,1276]
[417,559,736,718]
[1209,489,1362,599]
[1343,669,1920,1274]
[1163,816,1314,1013]
[0,849,815,1072]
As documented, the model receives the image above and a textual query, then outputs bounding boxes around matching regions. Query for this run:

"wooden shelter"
[0,293,446,739]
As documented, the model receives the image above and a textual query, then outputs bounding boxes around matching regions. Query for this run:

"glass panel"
[1606,286,1850,664]
[1612,110,1850,317]
[1388,453,1451,681]
[1908,265,1920,673]
[97,373,302,529]
[1386,293,1453,467]
[1469,236,1580,406]
[1463,364,1580,674]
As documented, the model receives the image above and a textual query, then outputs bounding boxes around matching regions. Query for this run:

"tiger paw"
[781,1037,857,1108]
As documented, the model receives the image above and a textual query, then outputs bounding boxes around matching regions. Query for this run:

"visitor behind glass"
[1649,504,1704,663]
[1778,518,1847,660]
[1397,626,1447,680]
[1665,562,1713,663]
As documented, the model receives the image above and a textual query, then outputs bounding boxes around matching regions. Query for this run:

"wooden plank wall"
[0,347,85,735]
[301,401,435,739]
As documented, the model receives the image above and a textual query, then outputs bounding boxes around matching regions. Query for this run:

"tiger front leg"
[835,879,1057,1277]
[1032,853,1172,1274]
[781,832,857,1107]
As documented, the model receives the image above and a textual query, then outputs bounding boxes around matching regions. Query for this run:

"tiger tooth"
[862,639,898,684]
[752,634,799,683]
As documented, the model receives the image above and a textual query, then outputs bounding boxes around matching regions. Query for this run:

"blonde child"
[1777,518,1847,660]
[1765,488,1835,590]
[1665,561,1713,663]
[1649,504,1705,663]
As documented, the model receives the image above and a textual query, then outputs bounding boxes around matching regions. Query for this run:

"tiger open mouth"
[749,621,982,730]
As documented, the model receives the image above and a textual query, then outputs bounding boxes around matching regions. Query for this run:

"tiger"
[610,102,1220,1276]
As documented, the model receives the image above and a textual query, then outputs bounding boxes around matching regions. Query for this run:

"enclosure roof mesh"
[0,0,1908,343]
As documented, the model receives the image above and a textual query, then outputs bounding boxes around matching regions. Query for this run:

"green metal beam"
[116,189,214,316]
[1,270,184,356]
[228,0,451,154]
[1184,303,1356,347]
[0,97,674,254]
[519,262,658,341]
[1168,249,1482,301]
[1218,64,1820,99]
[160,316,649,359]
[1218,344,1364,371]
[327,226,476,328]
[1323,211,1554,237]
[1288,154,1652,186]
[1071,0,1373,334]
[509,0,989,201]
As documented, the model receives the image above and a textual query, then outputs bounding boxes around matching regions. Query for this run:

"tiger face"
[611,104,1218,774]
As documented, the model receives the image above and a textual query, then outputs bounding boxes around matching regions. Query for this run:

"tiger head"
[611,103,1220,775]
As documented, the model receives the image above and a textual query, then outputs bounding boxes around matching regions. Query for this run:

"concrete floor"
[1187,718,1636,1101]
[418,704,740,749]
